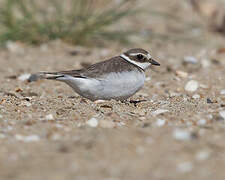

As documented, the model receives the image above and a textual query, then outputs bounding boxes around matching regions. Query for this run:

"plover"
[29,48,160,101]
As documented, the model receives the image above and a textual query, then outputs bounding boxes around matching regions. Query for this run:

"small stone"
[18,73,31,81]
[15,134,40,142]
[175,70,188,78]
[177,162,193,173]
[45,114,54,120]
[94,100,106,104]
[0,114,3,119]
[173,129,192,141]
[6,41,24,54]
[220,90,225,95]
[192,94,200,99]
[152,109,169,116]
[185,80,199,92]
[201,59,211,68]
[219,111,225,119]
[197,119,207,126]
[184,56,198,64]
[195,150,210,161]
[146,77,151,81]
[155,119,166,127]
[86,118,98,127]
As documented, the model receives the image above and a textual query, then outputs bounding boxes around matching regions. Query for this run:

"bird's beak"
[149,58,160,66]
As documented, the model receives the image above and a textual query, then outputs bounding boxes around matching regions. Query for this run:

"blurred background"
[0,0,224,47]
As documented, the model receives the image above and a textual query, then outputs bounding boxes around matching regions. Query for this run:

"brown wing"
[78,56,143,79]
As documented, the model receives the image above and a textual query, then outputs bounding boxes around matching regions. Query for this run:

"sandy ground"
[0,0,225,180]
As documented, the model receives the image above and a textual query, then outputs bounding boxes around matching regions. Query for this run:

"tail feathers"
[28,72,64,82]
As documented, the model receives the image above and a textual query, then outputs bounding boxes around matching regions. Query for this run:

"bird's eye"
[137,54,144,60]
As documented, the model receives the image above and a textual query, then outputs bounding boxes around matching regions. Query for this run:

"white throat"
[120,54,150,70]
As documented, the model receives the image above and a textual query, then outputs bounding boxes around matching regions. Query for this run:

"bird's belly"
[63,71,145,101]
[99,71,145,100]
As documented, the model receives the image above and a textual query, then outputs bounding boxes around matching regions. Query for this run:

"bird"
[29,48,160,101]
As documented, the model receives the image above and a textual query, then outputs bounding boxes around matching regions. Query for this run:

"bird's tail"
[28,72,64,82]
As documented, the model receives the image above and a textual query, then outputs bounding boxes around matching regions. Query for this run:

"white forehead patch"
[147,53,151,59]
[120,54,151,70]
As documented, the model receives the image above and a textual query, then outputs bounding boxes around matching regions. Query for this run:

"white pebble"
[185,80,199,92]
[184,56,198,64]
[195,150,210,161]
[145,76,151,81]
[201,59,211,68]
[45,114,54,120]
[192,94,200,99]
[177,162,193,173]
[197,119,207,126]
[0,114,3,119]
[86,118,99,127]
[6,41,24,54]
[94,100,106,104]
[219,111,225,119]
[152,109,169,116]
[220,90,225,95]
[18,73,31,81]
[173,129,192,141]
[15,134,40,142]
[155,119,166,127]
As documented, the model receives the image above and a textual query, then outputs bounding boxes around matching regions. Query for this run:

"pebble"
[146,77,151,81]
[173,129,192,141]
[0,114,3,119]
[195,150,210,161]
[6,41,24,54]
[15,134,40,142]
[155,119,166,127]
[152,109,169,116]
[201,59,211,68]
[192,94,200,99]
[94,100,106,104]
[86,118,99,127]
[220,90,225,95]
[18,73,31,81]
[45,114,54,120]
[197,119,207,126]
[185,80,199,92]
[175,70,188,78]
[219,111,225,119]
[177,162,193,173]
[183,56,198,64]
